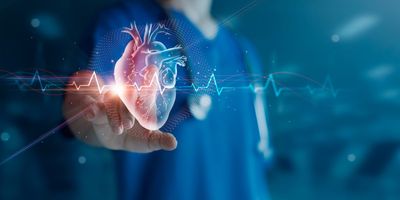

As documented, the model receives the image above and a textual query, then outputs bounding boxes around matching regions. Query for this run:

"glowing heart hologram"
[114,23,186,130]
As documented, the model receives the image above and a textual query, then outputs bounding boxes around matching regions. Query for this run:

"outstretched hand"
[63,71,177,152]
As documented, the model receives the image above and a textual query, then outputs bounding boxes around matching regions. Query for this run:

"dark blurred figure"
[63,0,269,200]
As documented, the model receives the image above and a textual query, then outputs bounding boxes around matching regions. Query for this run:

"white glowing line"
[68,71,168,95]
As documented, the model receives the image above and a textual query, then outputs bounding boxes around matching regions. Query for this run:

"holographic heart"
[114,23,186,130]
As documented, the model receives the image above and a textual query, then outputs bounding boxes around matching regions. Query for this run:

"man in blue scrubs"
[64,0,269,199]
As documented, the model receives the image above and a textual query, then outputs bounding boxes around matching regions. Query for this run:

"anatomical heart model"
[114,23,186,130]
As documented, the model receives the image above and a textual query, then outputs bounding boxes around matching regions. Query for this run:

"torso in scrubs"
[89,0,269,199]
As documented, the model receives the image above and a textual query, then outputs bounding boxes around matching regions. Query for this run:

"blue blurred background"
[1,0,400,199]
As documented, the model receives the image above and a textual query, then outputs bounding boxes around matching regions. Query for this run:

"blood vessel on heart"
[114,22,186,130]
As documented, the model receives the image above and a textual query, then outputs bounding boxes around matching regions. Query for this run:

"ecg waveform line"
[250,74,339,97]
[6,70,339,97]
[28,70,60,92]
[180,73,339,97]
[187,73,226,95]
[8,70,167,94]
[3,70,66,93]
[67,71,174,94]
[305,76,338,97]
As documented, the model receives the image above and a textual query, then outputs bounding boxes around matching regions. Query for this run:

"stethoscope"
[166,10,273,160]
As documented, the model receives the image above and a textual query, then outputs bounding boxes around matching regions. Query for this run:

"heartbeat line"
[305,76,338,97]
[5,70,339,97]
[0,69,338,166]
[248,74,339,97]
[20,70,60,92]
[10,70,170,94]
[180,73,339,97]
[67,71,175,95]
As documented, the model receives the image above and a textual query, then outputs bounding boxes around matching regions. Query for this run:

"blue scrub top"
[90,0,269,199]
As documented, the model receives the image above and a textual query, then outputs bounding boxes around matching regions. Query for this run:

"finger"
[103,91,123,134]
[147,131,177,152]
[119,104,135,130]
[79,95,97,120]
[86,102,109,125]
[123,128,177,153]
